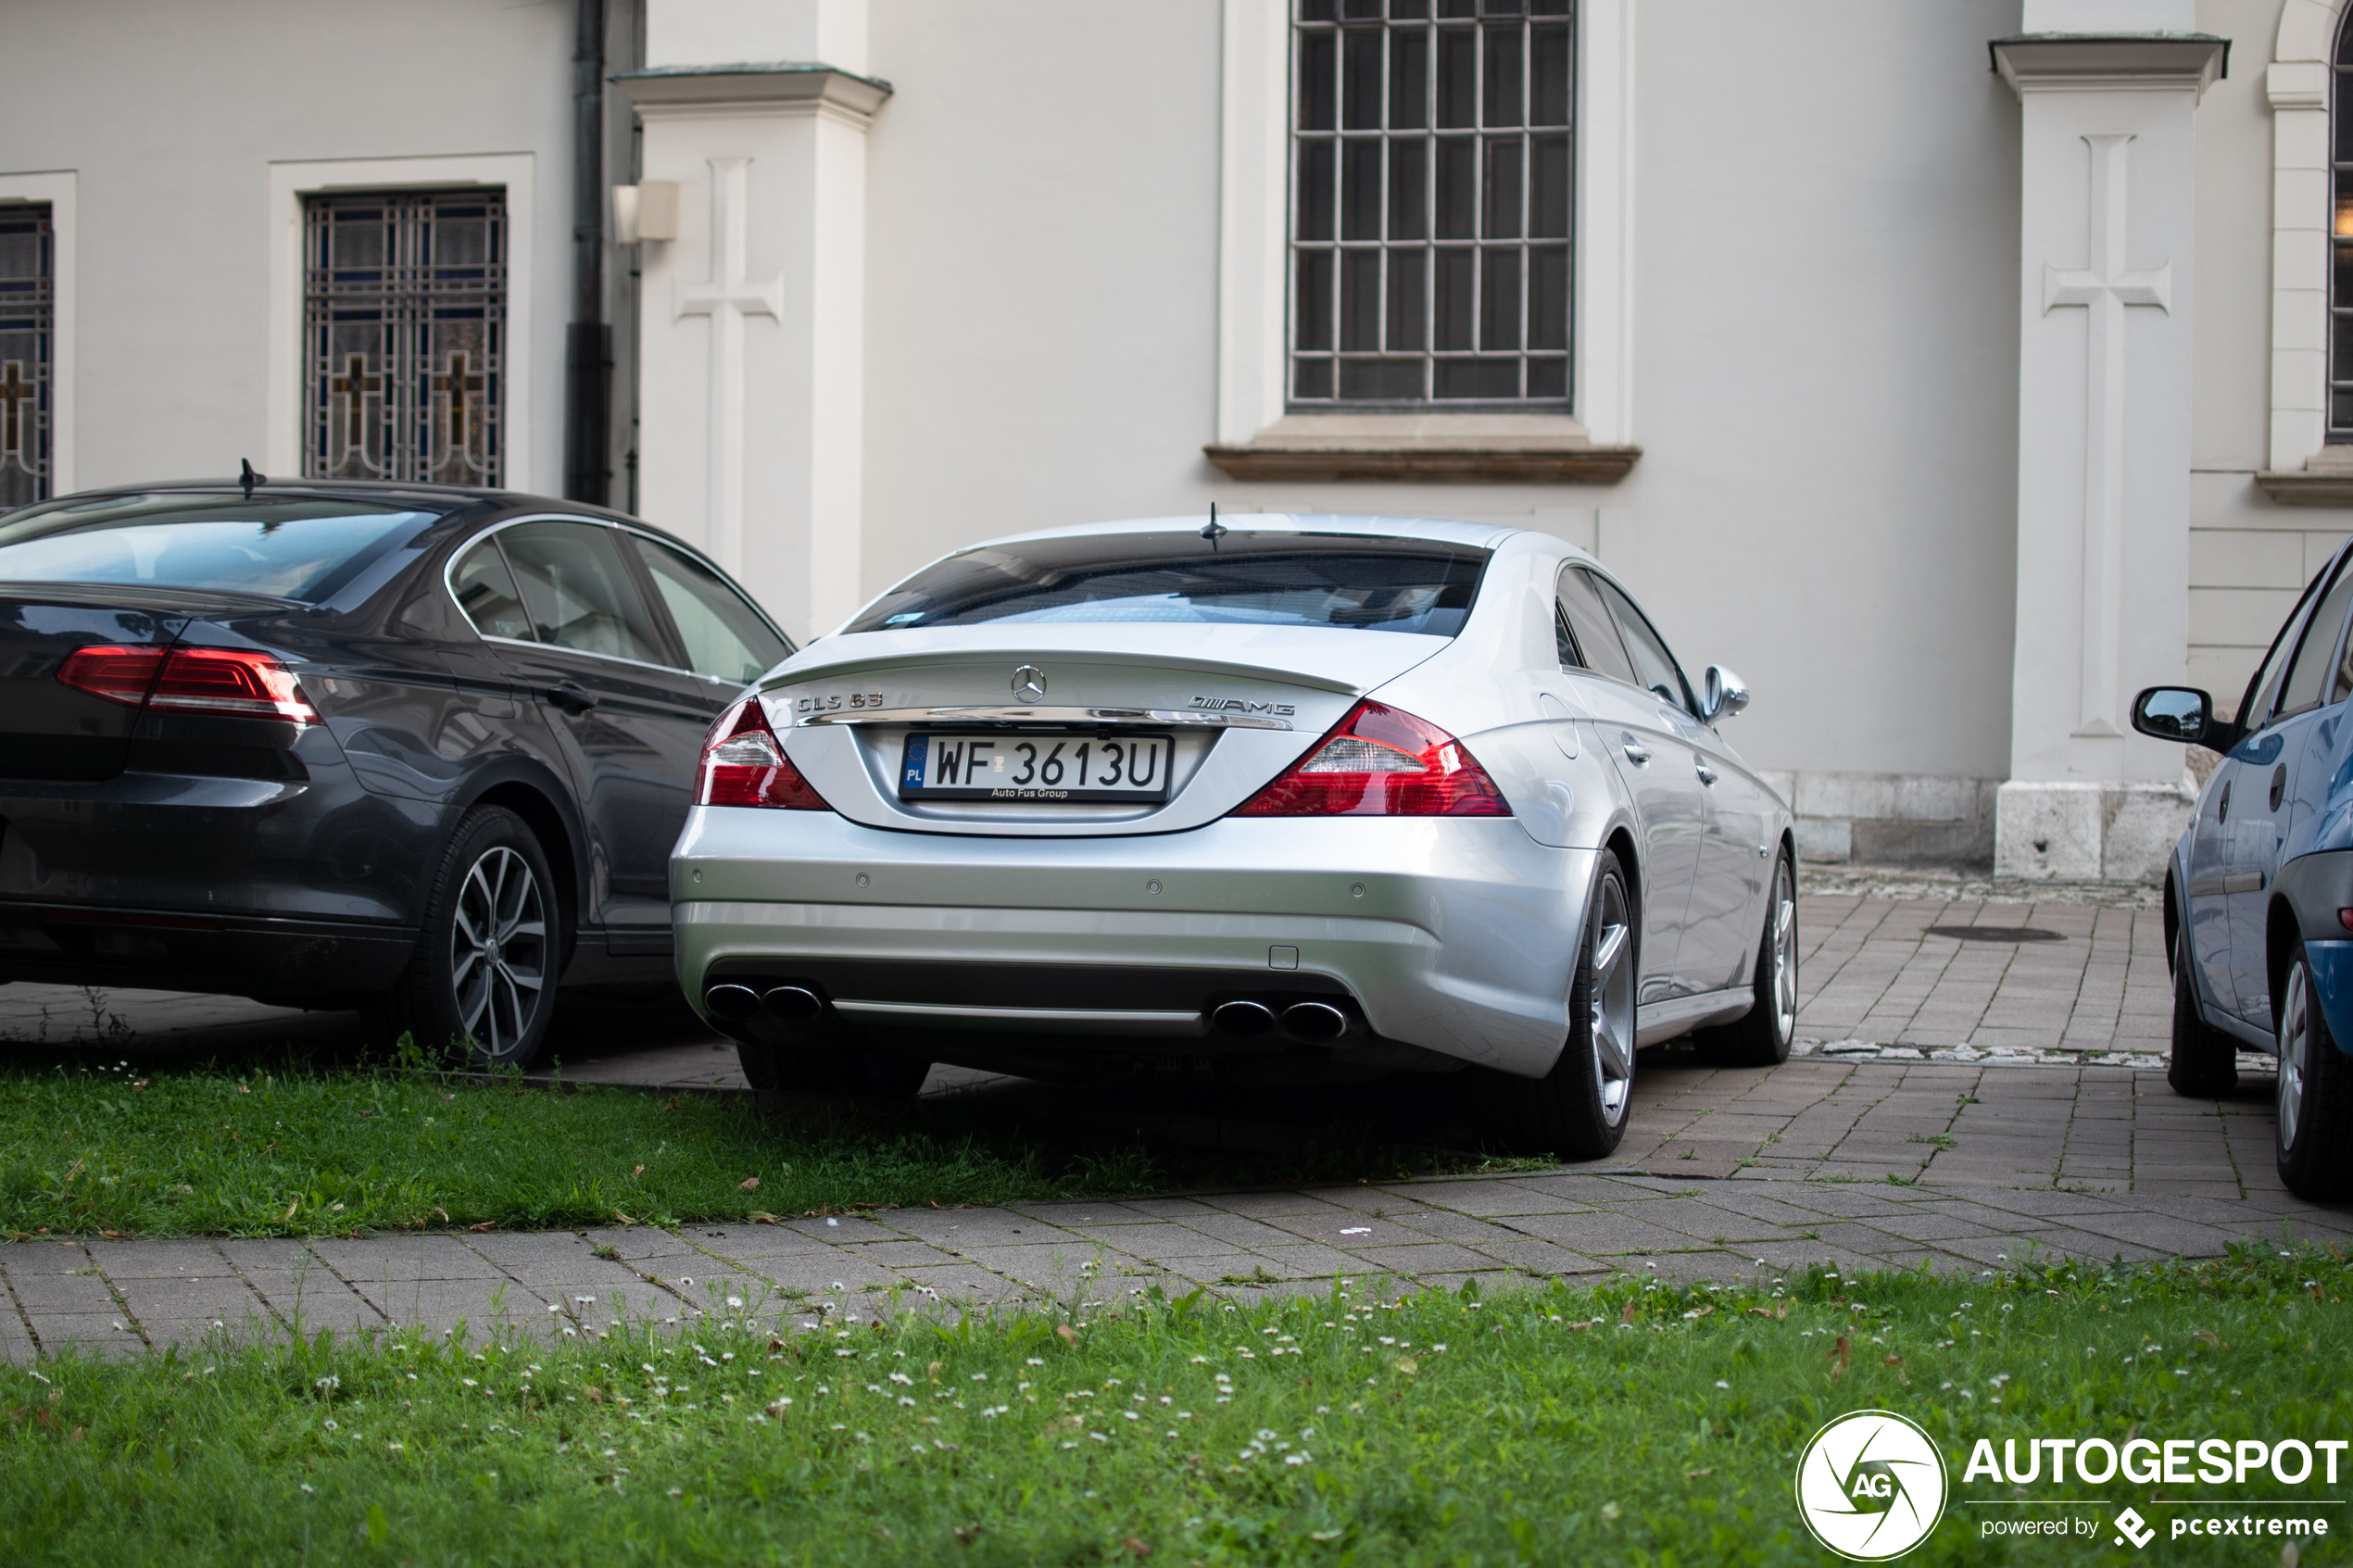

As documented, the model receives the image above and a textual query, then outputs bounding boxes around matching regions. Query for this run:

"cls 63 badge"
[796,693,885,714]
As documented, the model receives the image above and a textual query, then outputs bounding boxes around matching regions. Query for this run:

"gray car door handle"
[1694,760,1718,785]
[543,682,597,716]
[1621,735,1651,765]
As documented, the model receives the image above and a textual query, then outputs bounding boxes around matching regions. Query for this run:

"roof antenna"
[1201,502,1226,550]
[238,458,267,497]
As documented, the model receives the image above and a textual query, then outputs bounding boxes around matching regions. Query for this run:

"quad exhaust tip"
[704,983,761,1021]
[1211,997,1356,1043]
[761,985,824,1023]
[1210,999,1277,1038]
[1281,1001,1350,1043]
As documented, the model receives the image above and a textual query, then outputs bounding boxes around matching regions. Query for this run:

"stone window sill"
[2255,448,2353,506]
[1203,414,1640,484]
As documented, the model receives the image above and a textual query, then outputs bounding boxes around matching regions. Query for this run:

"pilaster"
[1990,11,2223,881]
[618,2,885,643]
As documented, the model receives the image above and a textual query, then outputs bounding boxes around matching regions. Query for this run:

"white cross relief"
[2044,132,2170,739]
[674,156,784,575]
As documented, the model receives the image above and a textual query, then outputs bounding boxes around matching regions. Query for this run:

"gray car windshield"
[0,495,439,603]
[844,532,1490,637]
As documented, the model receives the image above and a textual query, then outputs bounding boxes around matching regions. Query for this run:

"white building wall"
[861,1,2028,820]
[2190,0,2353,713]
[0,0,577,495]
[9,0,2338,876]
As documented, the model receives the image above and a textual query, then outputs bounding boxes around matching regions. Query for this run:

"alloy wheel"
[1589,874,1636,1125]
[1768,860,1797,1044]
[2280,960,2310,1154]
[449,845,548,1059]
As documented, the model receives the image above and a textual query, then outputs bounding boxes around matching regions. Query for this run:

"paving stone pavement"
[1793,891,2171,1057]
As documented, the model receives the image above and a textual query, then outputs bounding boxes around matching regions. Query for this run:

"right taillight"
[1231,699,1512,818]
[696,696,833,810]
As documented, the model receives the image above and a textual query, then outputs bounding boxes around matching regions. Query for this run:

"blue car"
[2134,541,2353,1199]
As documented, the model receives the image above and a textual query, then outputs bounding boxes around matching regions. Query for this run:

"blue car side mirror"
[2131,685,2223,747]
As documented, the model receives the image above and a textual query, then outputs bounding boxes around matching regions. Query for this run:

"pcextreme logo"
[1794,1411,1949,1561]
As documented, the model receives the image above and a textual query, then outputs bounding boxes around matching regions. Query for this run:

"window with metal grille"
[2334,14,2353,439]
[1290,0,1573,410]
[303,190,506,484]
[0,204,53,508]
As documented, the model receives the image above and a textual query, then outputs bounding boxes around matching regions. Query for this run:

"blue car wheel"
[2276,944,2353,1200]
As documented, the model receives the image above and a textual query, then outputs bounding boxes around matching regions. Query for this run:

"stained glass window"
[303,190,505,484]
[0,204,54,508]
[1290,0,1574,409]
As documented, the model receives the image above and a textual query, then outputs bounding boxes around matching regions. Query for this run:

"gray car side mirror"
[1701,665,1749,723]
[2130,685,2213,746]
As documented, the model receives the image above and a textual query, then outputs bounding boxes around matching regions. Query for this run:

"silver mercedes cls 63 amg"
[670,515,1795,1158]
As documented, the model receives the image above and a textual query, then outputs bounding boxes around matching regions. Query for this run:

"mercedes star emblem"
[1012,665,1048,703]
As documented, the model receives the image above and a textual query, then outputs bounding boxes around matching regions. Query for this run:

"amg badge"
[1189,696,1297,717]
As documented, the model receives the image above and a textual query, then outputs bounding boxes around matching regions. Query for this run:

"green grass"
[5,1247,2352,1564]
[0,1056,1539,1238]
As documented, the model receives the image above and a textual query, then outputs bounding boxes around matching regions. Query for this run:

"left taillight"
[57,645,320,725]
[696,696,833,810]
[1231,699,1512,818]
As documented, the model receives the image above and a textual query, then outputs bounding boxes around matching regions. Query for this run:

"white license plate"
[898,732,1174,802]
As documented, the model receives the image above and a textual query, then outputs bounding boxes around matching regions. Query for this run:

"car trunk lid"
[764,625,1449,836]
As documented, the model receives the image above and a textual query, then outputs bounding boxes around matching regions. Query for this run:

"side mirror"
[1700,665,1750,723]
[2130,685,2212,745]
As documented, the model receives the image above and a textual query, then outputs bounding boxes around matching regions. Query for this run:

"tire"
[2167,922,2237,1098]
[370,807,561,1071]
[1695,850,1798,1066]
[2274,946,2353,1199]
[1473,847,1639,1160]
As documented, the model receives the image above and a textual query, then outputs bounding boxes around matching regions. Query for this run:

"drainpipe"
[563,0,611,505]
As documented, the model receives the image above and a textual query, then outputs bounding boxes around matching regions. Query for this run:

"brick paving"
[6,884,2345,1363]
[1794,893,2172,1057]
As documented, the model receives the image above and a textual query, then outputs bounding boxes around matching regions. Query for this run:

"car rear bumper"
[0,762,431,999]
[670,807,1591,1077]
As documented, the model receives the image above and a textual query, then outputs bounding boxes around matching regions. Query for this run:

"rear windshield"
[0,495,439,603]
[843,531,1491,638]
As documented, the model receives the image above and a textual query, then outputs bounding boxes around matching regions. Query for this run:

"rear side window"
[2276,561,2353,721]
[843,531,1490,637]
[1556,567,1638,686]
[0,495,436,601]
[1594,574,1696,714]
[449,538,533,641]
[630,535,791,683]
[497,521,665,665]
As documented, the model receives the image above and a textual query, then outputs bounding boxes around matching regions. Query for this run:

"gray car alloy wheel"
[449,845,548,1059]
[2280,958,2312,1157]
[1589,872,1636,1125]
[1766,858,1797,1045]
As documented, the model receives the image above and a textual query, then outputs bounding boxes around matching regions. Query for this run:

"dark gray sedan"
[0,477,791,1067]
